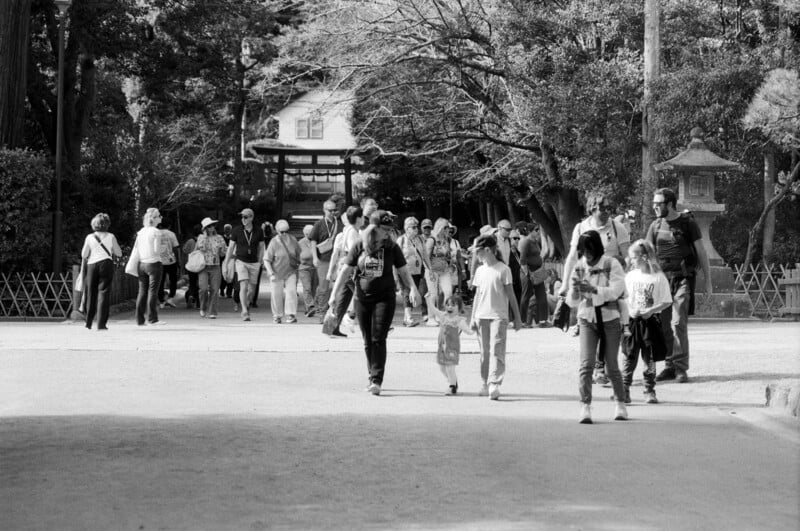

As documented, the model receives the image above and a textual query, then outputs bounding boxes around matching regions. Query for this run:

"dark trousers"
[136,262,163,325]
[520,273,548,324]
[158,262,178,302]
[334,279,355,329]
[185,272,199,307]
[85,259,114,329]
[354,296,396,385]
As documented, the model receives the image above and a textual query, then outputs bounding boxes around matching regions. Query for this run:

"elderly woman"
[425,217,456,319]
[134,207,165,325]
[264,219,301,323]
[196,217,227,319]
[329,210,421,395]
[396,216,430,327]
[298,224,318,317]
[80,213,122,330]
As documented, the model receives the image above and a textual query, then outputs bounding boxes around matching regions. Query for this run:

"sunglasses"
[512,237,520,240]
[241,215,252,219]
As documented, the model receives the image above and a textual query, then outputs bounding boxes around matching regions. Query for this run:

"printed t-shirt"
[471,261,513,321]
[345,240,406,302]
[159,229,179,265]
[625,269,672,314]
[231,225,265,263]
[645,214,702,272]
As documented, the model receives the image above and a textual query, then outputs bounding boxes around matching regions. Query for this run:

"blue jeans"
[198,265,221,315]
[477,318,508,386]
[660,277,692,371]
[578,318,625,404]
[136,262,163,325]
[354,296,396,385]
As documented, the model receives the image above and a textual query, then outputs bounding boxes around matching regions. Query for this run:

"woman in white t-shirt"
[80,213,122,330]
[134,207,164,326]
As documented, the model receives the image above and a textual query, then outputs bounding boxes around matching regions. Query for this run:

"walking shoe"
[610,387,632,404]
[656,367,676,381]
[614,402,628,421]
[447,383,458,395]
[330,329,347,338]
[199,310,206,318]
[675,369,689,383]
[403,319,419,327]
[165,299,177,308]
[579,404,593,424]
[367,382,381,396]
[208,314,217,319]
[421,314,428,323]
[489,384,500,400]
[285,315,297,324]
[304,306,316,318]
[273,317,282,324]
[593,372,609,386]
[242,312,251,322]
[644,391,659,404]
[233,304,240,312]
[479,383,489,397]
[147,320,166,326]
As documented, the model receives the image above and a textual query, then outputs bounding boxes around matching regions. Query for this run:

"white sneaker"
[479,383,489,397]
[148,320,166,326]
[159,302,166,309]
[579,404,592,424]
[489,384,500,400]
[165,299,177,308]
[367,382,381,396]
[614,402,628,421]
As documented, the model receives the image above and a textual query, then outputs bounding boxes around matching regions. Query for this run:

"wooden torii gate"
[246,141,364,218]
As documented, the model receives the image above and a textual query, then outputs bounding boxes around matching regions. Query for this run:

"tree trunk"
[0,0,32,148]
[743,157,799,271]
[762,150,776,262]
[641,0,661,237]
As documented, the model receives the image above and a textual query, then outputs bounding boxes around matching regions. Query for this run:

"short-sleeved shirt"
[518,235,543,269]
[570,217,630,260]
[158,229,179,265]
[471,261,513,321]
[345,240,406,302]
[309,216,341,262]
[625,269,672,314]
[645,214,702,273]
[231,225,265,263]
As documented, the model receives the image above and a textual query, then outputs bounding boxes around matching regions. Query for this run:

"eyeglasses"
[241,215,252,219]
[499,226,512,231]
[325,208,338,213]
[595,204,614,212]
[512,237,520,240]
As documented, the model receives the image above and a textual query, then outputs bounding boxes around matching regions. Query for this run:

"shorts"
[235,260,261,282]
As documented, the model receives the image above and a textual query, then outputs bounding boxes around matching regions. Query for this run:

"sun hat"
[200,217,218,230]
[369,210,397,227]
[275,219,290,233]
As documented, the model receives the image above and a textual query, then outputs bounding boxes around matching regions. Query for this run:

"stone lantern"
[654,127,740,267]
[654,127,741,297]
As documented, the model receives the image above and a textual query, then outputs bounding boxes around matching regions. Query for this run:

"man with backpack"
[646,188,712,383]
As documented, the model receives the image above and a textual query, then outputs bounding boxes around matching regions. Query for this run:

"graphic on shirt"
[363,249,385,278]
[631,280,656,311]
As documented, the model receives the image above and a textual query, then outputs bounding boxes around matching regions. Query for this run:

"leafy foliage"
[0,148,52,271]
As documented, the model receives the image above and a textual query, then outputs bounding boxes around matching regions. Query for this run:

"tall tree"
[0,0,32,148]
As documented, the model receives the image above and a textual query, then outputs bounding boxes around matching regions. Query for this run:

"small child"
[623,239,672,404]
[425,292,474,395]
[469,234,522,401]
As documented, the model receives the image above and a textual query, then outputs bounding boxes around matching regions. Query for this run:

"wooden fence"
[0,265,138,320]
[732,262,798,320]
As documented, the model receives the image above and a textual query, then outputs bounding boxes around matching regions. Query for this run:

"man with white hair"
[309,199,343,319]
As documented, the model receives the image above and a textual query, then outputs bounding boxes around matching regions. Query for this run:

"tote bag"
[125,241,140,277]
[222,258,235,283]
[186,250,206,273]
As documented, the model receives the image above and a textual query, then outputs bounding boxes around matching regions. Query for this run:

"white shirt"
[570,218,630,260]
[471,261,513,321]
[565,255,625,323]
[82,232,116,265]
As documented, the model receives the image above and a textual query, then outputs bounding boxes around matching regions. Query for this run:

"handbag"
[552,296,571,332]
[125,238,140,277]
[186,249,206,273]
[222,258,235,283]
[321,307,339,336]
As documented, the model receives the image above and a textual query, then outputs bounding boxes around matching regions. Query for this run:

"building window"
[296,117,323,139]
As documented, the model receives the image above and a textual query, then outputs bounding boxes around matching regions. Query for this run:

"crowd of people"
[76,186,709,423]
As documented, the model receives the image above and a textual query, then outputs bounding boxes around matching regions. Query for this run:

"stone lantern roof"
[654,127,741,172]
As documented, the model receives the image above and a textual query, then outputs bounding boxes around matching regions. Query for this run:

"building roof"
[654,127,741,172]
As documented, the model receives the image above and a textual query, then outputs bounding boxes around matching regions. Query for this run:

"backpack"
[650,213,698,271]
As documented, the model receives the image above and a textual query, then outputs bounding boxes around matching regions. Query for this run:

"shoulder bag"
[125,237,140,277]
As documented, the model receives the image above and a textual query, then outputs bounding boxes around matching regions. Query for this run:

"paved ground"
[1,289,799,530]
